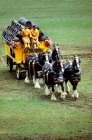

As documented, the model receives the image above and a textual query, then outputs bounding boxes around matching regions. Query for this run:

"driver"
[20,25,31,49]
[30,24,39,48]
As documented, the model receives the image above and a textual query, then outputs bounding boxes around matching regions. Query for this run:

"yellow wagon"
[2,17,51,79]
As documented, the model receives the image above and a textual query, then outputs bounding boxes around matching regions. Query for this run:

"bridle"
[72,56,81,71]
[57,59,64,73]
[52,44,60,61]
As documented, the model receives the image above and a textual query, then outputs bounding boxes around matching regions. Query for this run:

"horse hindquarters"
[25,55,36,83]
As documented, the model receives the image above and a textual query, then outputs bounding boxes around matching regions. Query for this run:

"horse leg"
[51,85,57,101]
[32,62,41,88]
[24,70,30,83]
[45,84,50,96]
[39,78,44,84]
[34,77,41,88]
[43,73,50,96]
[33,75,36,84]
[60,83,67,100]
[71,83,79,99]
[65,81,70,94]
[57,84,62,93]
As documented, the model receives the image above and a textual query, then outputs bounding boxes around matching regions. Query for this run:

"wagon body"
[3,41,48,64]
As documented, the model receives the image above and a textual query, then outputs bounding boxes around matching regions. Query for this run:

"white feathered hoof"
[39,78,44,84]
[71,90,79,99]
[34,79,41,89]
[60,92,67,100]
[71,94,74,98]
[74,92,79,99]
[34,84,41,89]
[51,94,57,101]
[45,88,50,96]
[24,77,30,83]
[60,94,65,100]
[44,85,50,96]
[64,92,67,96]
[45,90,50,96]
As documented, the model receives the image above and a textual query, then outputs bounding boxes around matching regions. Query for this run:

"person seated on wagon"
[30,24,39,48]
[20,25,31,49]
[10,37,20,49]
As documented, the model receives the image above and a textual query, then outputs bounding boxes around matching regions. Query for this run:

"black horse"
[25,52,50,88]
[42,45,67,101]
[63,55,81,99]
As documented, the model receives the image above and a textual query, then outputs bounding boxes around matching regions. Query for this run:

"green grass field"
[0,0,92,140]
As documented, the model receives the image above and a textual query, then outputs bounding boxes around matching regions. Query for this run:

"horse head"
[38,52,49,65]
[52,58,64,74]
[52,44,60,61]
[56,59,64,73]
[42,52,49,62]
[72,55,81,71]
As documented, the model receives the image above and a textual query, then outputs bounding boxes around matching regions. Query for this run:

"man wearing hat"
[30,24,39,48]
[20,25,31,49]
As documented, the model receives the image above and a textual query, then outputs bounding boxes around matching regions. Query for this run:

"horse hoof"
[71,94,74,98]
[34,85,41,89]
[51,97,57,101]
[64,92,67,96]
[74,93,79,99]
[60,92,67,100]
[24,79,30,83]
[61,96,65,100]
[45,92,50,96]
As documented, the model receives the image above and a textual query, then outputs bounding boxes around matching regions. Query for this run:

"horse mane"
[63,61,71,69]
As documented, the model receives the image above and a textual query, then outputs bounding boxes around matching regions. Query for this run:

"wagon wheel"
[7,56,13,72]
[16,65,22,80]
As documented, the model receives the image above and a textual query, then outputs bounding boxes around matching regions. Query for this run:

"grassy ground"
[0,0,92,140]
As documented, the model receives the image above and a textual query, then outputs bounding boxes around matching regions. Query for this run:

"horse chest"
[70,74,81,83]
[48,72,64,84]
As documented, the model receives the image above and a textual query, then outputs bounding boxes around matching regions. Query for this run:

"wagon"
[2,17,51,79]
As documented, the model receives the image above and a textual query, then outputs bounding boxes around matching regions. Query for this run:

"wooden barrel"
[18,17,32,28]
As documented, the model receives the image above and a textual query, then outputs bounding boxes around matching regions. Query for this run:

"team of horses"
[24,44,81,101]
